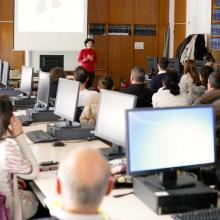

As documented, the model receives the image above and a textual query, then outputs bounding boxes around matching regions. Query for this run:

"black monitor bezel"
[37,71,51,108]
[94,89,137,147]
[168,58,180,74]
[147,56,158,72]
[126,105,216,176]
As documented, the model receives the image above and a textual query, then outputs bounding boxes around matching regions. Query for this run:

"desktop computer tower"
[26,109,60,122]
[133,176,218,215]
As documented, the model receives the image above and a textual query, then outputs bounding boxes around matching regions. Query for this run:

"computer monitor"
[168,58,180,74]
[37,71,51,109]
[147,56,158,75]
[2,61,10,87]
[54,78,80,124]
[19,66,33,96]
[95,90,137,157]
[127,106,215,189]
[196,60,205,73]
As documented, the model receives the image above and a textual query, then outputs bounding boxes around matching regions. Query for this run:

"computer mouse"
[52,141,65,147]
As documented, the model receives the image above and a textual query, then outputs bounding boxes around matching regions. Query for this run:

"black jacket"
[120,84,152,108]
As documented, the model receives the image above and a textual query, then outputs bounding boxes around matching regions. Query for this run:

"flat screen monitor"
[127,106,215,188]
[2,61,10,87]
[95,90,137,148]
[19,66,33,95]
[37,71,51,109]
[54,78,80,122]
[168,58,180,74]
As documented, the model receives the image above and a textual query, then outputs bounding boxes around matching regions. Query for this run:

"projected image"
[18,0,85,32]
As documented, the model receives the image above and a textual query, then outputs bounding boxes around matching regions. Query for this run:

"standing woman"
[78,38,97,88]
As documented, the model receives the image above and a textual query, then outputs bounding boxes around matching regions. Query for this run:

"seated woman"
[80,76,114,127]
[179,59,200,94]
[189,66,214,104]
[0,94,39,219]
[50,67,65,98]
[152,71,191,107]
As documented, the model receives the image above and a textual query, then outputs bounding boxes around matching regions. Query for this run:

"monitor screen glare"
[127,106,215,175]
[20,66,33,95]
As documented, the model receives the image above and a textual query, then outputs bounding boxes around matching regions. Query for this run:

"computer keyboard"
[26,130,56,143]
[0,89,23,97]
[172,208,220,220]
[13,97,36,110]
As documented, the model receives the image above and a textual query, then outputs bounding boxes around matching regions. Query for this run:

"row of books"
[108,25,131,34]
[214,0,220,7]
[89,24,106,35]
[211,24,220,35]
[211,38,220,49]
[134,25,156,36]
[213,9,220,21]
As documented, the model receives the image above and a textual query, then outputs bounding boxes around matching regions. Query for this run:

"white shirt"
[152,89,191,108]
[179,73,194,94]
[78,89,98,107]
[158,70,166,75]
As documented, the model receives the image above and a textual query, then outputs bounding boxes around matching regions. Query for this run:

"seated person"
[152,71,191,107]
[120,66,152,108]
[0,94,39,219]
[80,76,115,126]
[44,147,114,220]
[189,66,214,104]
[149,57,169,93]
[50,67,65,98]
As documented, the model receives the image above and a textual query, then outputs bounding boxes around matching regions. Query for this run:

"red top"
[78,48,97,72]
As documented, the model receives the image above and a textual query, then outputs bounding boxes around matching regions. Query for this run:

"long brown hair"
[50,67,65,83]
[184,59,200,85]
[0,94,13,138]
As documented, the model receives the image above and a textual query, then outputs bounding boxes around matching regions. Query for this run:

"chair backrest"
[0,192,9,220]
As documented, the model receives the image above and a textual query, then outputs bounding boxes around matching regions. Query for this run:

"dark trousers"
[86,72,95,89]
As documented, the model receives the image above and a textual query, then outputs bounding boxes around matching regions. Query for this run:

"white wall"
[29,51,79,71]
[186,0,211,36]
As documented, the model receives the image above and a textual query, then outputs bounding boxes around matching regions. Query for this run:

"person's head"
[130,66,145,84]
[98,76,114,91]
[74,66,88,85]
[163,71,180,96]
[199,66,214,88]
[84,38,95,49]
[57,147,112,214]
[204,52,215,63]
[0,94,13,138]
[183,59,200,85]
[158,57,169,71]
[208,71,220,91]
[50,67,65,83]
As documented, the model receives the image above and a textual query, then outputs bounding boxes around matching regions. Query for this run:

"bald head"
[57,147,111,212]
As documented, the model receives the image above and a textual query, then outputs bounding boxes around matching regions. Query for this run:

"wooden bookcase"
[88,0,169,88]
[211,0,220,65]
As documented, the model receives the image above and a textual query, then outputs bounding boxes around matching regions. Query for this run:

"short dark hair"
[74,66,88,84]
[84,38,95,47]
[131,66,145,83]
[98,76,114,90]
[208,71,220,89]
[0,94,13,138]
[200,66,214,87]
[158,57,169,70]
[163,70,180,96]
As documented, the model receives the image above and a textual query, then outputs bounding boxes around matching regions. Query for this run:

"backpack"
[0,192,9,220]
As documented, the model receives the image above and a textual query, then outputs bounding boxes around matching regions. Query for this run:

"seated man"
[42,147,114,220]
[120,66,152,107]
[149,57,169,93]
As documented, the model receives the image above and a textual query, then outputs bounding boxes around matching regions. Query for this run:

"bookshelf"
[211,0,220,64]
[88,0,169,88]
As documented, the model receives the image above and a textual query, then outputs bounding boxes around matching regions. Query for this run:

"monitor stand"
[100,144,125,160]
